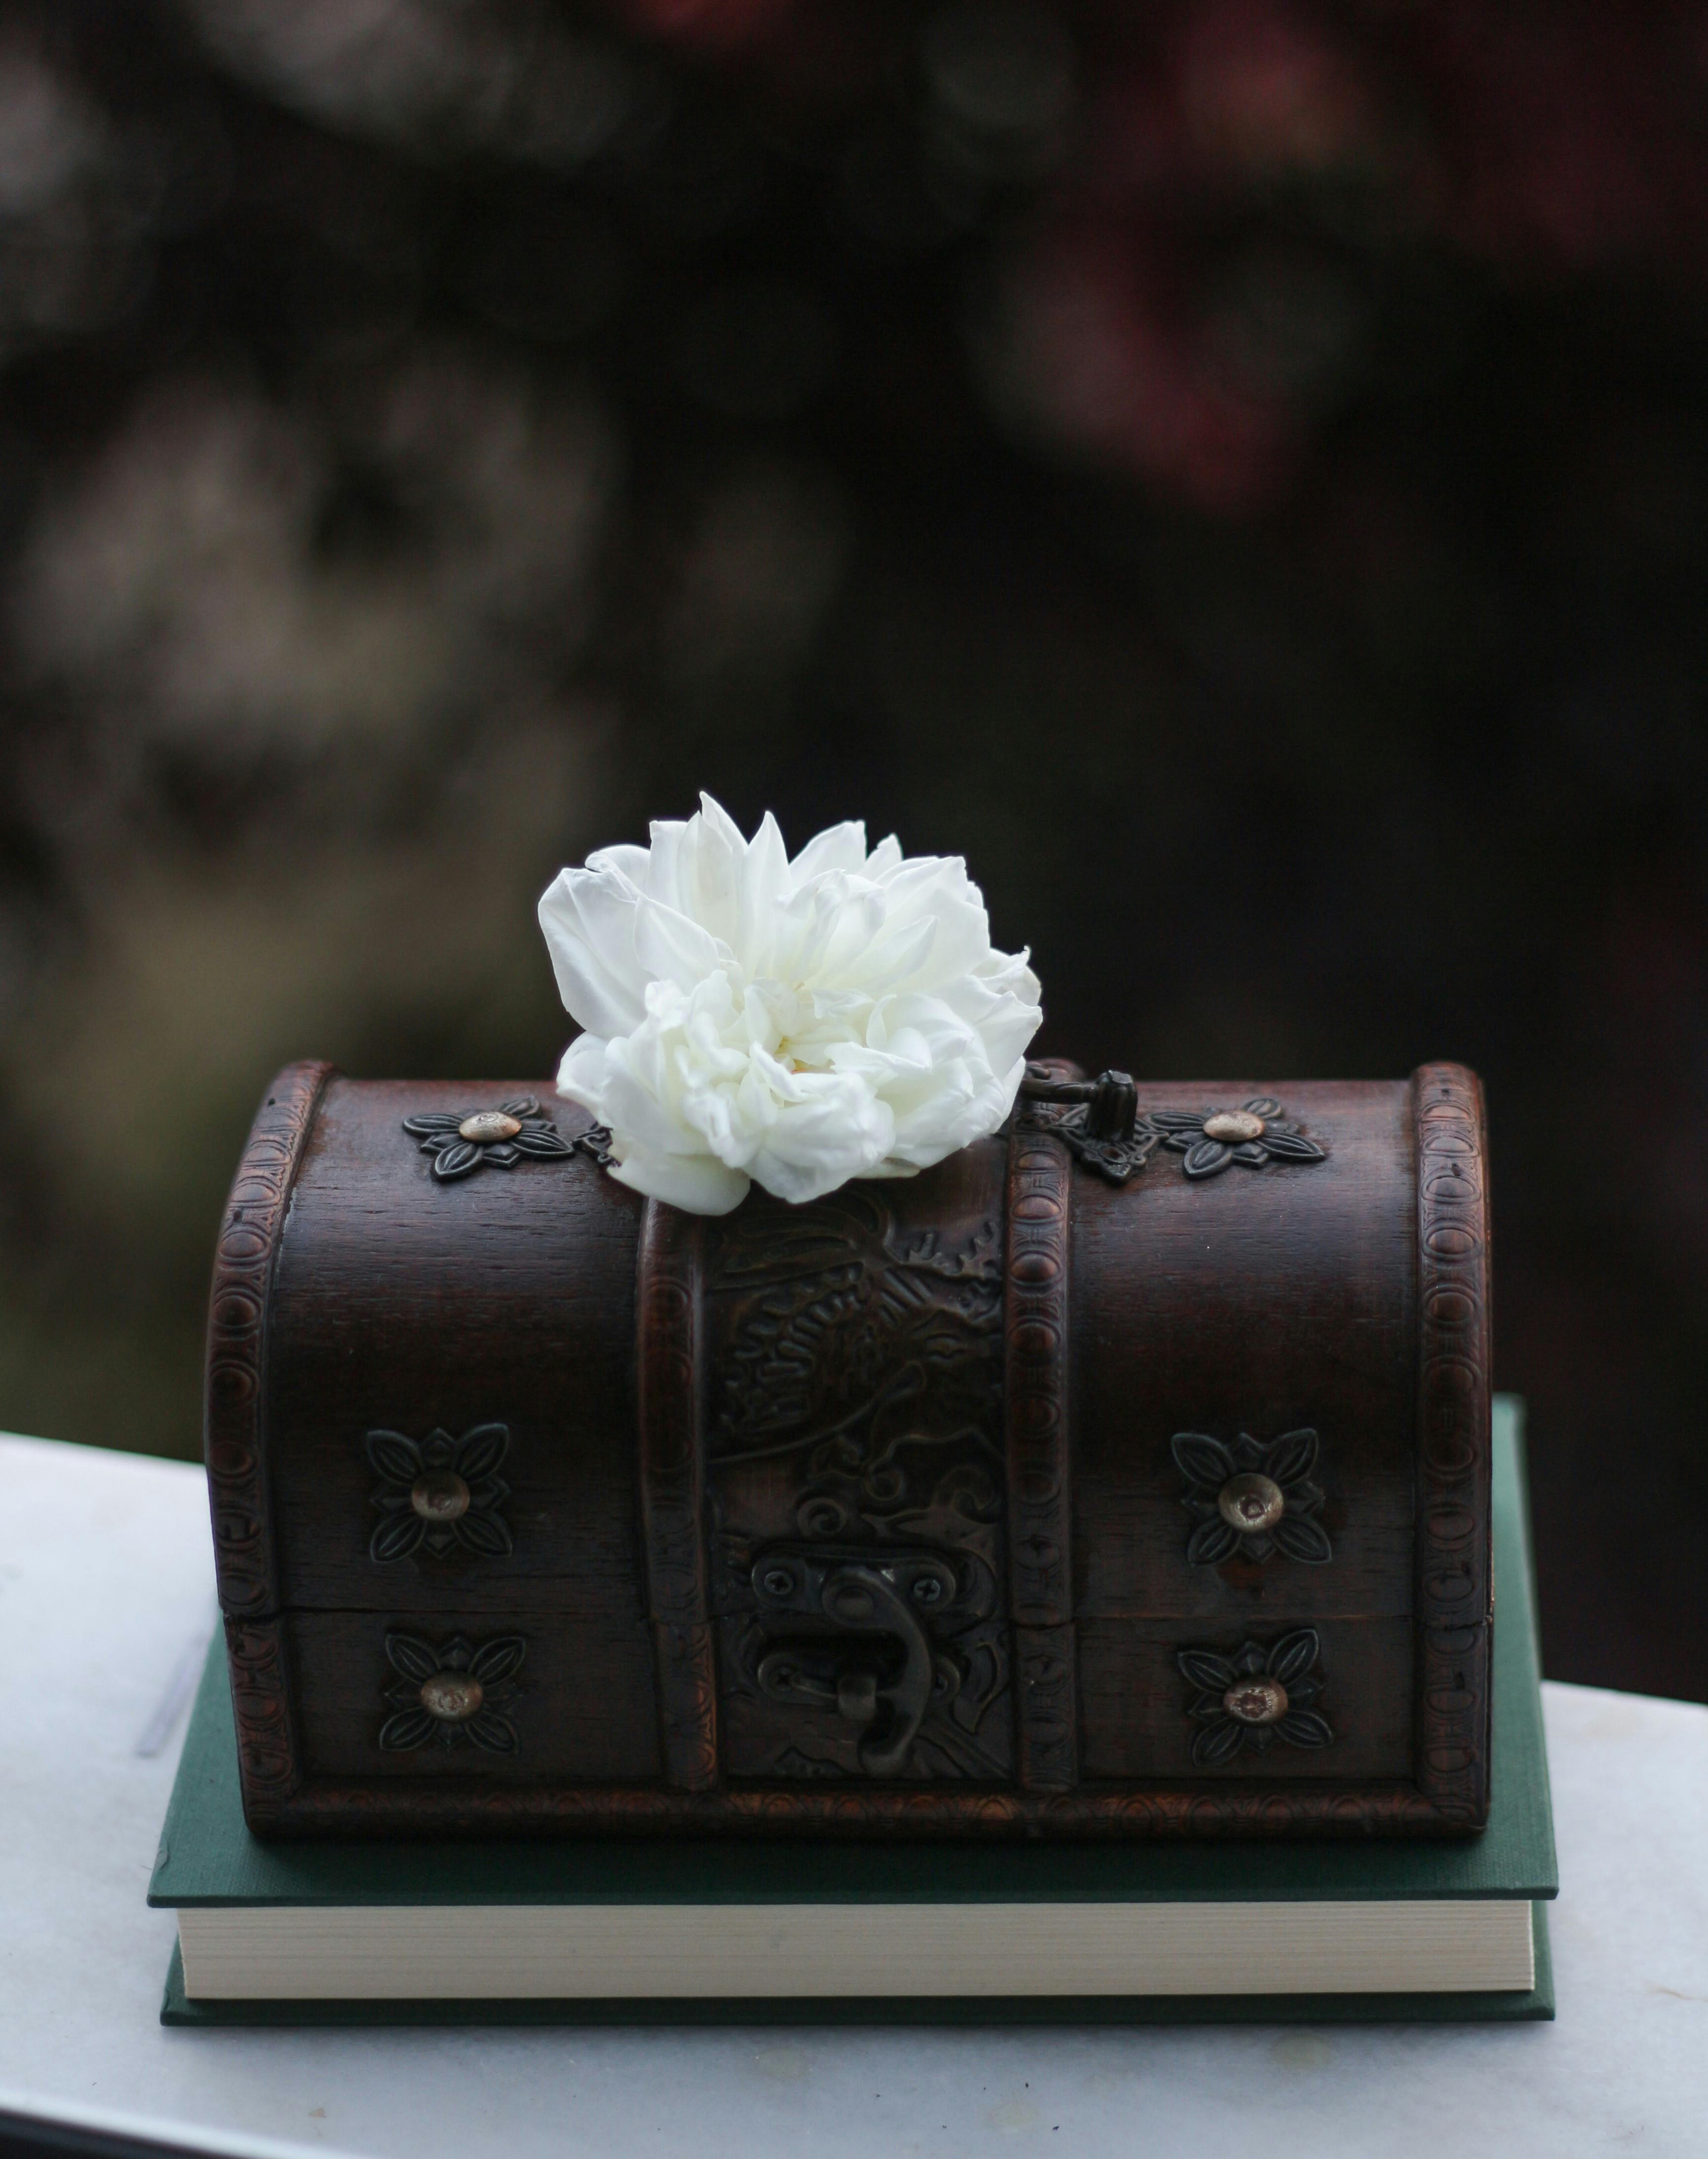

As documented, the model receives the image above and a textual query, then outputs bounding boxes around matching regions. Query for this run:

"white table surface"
[2,1432,1704,2159]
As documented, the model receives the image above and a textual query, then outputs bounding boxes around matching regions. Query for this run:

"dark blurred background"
[1,0,1705,1700]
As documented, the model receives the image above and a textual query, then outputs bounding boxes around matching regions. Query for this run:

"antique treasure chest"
[206,1057,1491,1839]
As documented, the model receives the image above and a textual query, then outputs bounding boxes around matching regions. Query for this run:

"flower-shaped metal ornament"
[366,1424,512,1562]
[1172,1426,1331,1565]
[1149,1097,1325,1180]
[379,1631,525,1754]
[1179,1629,1332,1766]
[401,1095,582,1181]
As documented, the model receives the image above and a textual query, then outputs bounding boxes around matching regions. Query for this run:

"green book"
[152,1398,1555,2026]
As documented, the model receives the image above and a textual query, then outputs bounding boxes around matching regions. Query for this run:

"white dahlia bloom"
[538,794,1043,1215]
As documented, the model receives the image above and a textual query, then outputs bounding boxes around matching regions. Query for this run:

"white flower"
[538,793,1043,1215]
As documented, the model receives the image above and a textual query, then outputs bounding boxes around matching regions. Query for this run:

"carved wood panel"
[703,1152,1013,1782]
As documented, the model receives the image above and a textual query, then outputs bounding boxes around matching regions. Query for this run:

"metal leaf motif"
[429,1140,482,1180]
[1264,1427,1319,1485]
[1256,1127,1327,1162]
[1171,1432,1236,1486]
[454,1424,509,1480]
[1178,1647,1237,1691]
[1147,1110,1207,1135]
[511,1125,576,1157]
[384,1632,440,1682]
[378,1709,437,1752]
[1276,1710,1334,1748]
[470,1635,527,1683]
[1183,1139,1231,1177]
[467,1710,519,1754]
[1186,1517,1240,1565]
[365,1430,423,1483]
[369,1511,426,1563]
[1192,1718,1247,1767]
[1271,1514,1333,1564]
[454,1510,514,1558]
[1266,1628,1321,1684]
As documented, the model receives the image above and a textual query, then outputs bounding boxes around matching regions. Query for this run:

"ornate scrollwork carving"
[704,1182,1012,1782]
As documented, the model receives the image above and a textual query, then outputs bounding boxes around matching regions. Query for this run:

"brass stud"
[1203,1110,1266,1143]
[411,1470,472,1523]
[1223,1677,1288,1726]
[1217,1471,1285,1534]
[419,1672,484,1722]
[458,1111,523,1144]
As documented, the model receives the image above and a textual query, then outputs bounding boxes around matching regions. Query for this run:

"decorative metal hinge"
[1018,1067,1326,1186]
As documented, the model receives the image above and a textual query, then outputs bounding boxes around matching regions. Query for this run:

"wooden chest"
[206,1058,1492,1839]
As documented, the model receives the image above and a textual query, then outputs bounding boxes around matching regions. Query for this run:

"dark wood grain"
[635,1197,719,1790]
[1077,1617,1414,1780]
[1411,1061,1494,1825]
[266,1079,646,1620]
[1005,1110,1078,1789]
[289,1609,662,1782]
[205,1061,332,1621]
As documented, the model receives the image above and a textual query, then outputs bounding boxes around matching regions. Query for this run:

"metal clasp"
[749,1549,961,1777]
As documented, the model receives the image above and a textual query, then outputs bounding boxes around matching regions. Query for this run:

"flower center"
[419,1673,483,1722]
[1203,1110,1265,1143]
[1223,1677,1288,1726]
[411,1470,471,1522]
[459,1112,522,1143]
[1217,1472,1285,1534]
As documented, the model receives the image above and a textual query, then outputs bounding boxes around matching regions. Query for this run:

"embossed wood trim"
[205,1060,334,1621]
[223,1615,301,1816]
[253,1779,1473,1839]
[1411,1061,1493,1827]
[1004,1123,1078,1790]
[636,1199,719,1790]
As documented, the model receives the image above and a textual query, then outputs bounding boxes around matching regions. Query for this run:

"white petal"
[554,1031,612,1113]
[537,868,649,1038]
[633,895,735,993]
[608,1146,751,1215]
[788,818,869,882]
